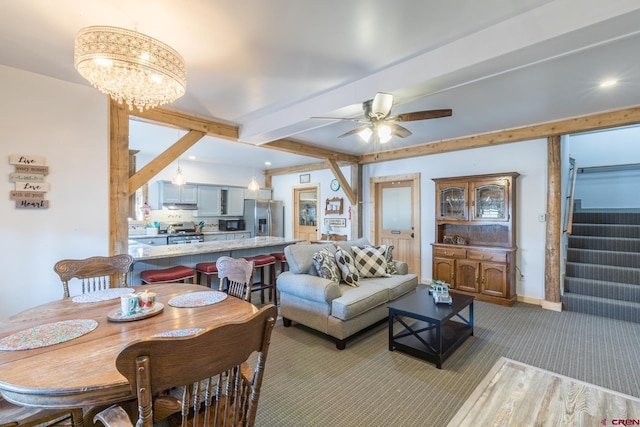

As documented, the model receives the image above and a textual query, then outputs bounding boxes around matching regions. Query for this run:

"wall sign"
[9,155,50,209]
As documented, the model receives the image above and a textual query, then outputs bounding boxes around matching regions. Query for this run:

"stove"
[162,221,204,244]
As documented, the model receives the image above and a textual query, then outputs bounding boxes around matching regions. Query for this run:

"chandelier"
[74,26,186,111]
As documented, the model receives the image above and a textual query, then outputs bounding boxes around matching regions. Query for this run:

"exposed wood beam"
[544,135,562,309]
[265,160,351,177]
[130,107,238,141]
[359,106,640,164]
[325,159,356,206]
[128,130,206,196]
[109,99,130,256]
[264,139,360,163]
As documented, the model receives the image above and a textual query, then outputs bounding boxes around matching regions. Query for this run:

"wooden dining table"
[0,283,259,410]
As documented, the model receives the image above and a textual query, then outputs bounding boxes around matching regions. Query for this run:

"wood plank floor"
[447,357,640,426]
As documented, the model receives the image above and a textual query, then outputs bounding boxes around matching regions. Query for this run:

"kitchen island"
[128,236,303,284]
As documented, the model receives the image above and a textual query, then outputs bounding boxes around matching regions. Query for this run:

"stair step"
[566,248,640,268]
[573,211,640,225]
[562,293,640,323]
[564,277,640,302]
[571,223,640,238]
[566,262,640,285]
[568,235,640,252]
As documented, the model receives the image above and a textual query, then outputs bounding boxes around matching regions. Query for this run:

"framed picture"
[324,217,346,227]
[299,173,310,184]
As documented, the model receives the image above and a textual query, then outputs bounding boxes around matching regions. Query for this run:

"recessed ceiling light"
[188,155,196,160]
[265,161,271,166]
[600,79,618,88]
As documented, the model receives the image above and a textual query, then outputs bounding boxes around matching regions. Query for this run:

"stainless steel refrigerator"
[244,199,284,237]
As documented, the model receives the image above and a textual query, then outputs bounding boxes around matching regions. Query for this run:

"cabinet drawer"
[433,247,467,258]
[468,250,506,263]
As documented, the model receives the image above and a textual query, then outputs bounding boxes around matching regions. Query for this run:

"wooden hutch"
[432,172,519,306]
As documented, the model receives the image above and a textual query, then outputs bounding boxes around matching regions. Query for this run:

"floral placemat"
[72,288,136,303]
[152,328,204,338]
[0,319,98,351]
[168,291,228,308]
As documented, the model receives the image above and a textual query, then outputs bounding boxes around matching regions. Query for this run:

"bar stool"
[245,255,276,305]
[140,265,195,284]
[195,262,218,288]
[270,252,288,276]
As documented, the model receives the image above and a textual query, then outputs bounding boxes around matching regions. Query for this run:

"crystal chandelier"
[74,26,186,111]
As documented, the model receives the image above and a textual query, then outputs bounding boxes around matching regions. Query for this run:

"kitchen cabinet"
[224,188,245,216]
[159,181,198,206]
[244,188,272,200]
[129,236,168,246]
[432,172,518,306]
[203,233,227,242]
[228,232,251,240]
[196,185,221,216]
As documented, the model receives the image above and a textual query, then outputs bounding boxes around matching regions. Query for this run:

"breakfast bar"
[128,236,303,284]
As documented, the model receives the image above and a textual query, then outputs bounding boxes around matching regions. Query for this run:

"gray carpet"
[255,301,640,427]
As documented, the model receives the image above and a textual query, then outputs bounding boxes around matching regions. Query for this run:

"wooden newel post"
[544,135,562,308]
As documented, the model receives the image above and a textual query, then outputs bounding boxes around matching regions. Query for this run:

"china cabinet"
[432,172,519,306]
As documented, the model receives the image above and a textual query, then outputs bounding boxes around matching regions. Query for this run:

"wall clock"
[330,179,340,191]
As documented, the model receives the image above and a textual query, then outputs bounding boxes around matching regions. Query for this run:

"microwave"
[219,219,245,231]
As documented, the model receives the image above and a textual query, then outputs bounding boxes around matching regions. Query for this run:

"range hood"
[162,203,199,210]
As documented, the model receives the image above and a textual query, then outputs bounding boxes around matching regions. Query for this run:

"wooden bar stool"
[195,262,218,288]
[140,265,194,284]
[245,255,277,305]
[270,252,288,276]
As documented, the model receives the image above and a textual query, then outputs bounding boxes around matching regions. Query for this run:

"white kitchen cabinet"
[244,188,272,200]
[203,233,226,242]
[159,181,198,206]
[226,232,251,240]
[129,236,168,246]
[227,188,245,216]
[196,185,221,216]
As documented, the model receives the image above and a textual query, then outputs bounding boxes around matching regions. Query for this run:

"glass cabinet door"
[436,183,468,220]
[472,181,509,221]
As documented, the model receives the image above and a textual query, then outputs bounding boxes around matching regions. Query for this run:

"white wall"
[569,126,640,209]
[0,65,108,319]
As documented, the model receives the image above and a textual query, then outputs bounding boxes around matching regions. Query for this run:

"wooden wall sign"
[9,154,50,209]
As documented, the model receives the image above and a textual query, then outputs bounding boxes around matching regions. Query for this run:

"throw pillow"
[334,248,360,287]
[312,248,341,282]
[352,245,390,278]
[360,244,398,275]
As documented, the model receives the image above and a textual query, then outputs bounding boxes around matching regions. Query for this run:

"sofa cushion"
[352,245,390,278]
[285,243,335,275]
[312,248,340,282]
[334,248,359,287]
[333,238,370,258]
[330,283,389,321]
[382,245,399,275]
[359,273,418,301]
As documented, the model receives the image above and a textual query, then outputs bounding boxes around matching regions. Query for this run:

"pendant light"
[248,145,260,191]
[172,161,186,186]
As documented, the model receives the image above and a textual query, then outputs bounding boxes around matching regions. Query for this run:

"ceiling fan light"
[371,92,393,118]
[358,127,373,142]
[377,124,392,143]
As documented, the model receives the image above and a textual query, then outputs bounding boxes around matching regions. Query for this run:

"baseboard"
[540,300,563,312]
[517,295,541,306]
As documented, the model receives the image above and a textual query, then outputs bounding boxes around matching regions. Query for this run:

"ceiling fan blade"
[311,116,369,123]
[338,124,370,138]
[387,122,412,138]
[370,92,393,118]
[395,109,452,122]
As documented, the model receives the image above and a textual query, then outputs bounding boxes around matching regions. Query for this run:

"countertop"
[128,236,303,261]
[129,230,248,239]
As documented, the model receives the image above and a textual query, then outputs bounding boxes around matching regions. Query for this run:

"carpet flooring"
[255,301,640,427]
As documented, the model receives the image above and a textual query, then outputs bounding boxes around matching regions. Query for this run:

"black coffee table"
[388,285,474,369]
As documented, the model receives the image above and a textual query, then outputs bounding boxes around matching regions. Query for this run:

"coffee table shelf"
[388,285,474,369]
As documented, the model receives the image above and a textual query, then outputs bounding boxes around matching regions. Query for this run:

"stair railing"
[563,157,577,235]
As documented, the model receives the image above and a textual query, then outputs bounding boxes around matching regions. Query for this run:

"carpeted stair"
[562,209,640,323]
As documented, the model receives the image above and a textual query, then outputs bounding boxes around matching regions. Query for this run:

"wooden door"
[293,185,319,243]
[371,174,421,279]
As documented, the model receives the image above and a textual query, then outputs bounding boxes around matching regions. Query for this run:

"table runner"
[168,291,227,308]
[72,288,135,303]
[0,319,98,351]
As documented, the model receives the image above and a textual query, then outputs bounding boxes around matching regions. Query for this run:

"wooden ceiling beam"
[128,130,206,196]
[325,158,356,206]
[359,106,640,164]
[264,139,360,163]
[130,107,238,141]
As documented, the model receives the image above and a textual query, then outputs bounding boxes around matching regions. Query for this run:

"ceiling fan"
[312,92,452,143]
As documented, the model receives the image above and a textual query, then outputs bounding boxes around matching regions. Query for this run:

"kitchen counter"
[128,236,303,284]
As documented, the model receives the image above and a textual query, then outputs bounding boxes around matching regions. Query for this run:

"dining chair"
[54,254,134,298]
[92,304,278,427]
[216,256,254,302]
[0,396,84,427]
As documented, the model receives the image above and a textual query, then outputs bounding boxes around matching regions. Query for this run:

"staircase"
[562,209,640,323]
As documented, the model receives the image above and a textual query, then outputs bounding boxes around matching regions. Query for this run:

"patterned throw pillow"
[334,248,360,287]
[352,245,390,278]
[312,248,341,282]
[358,244,398,275]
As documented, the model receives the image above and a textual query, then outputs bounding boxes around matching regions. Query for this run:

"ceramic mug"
[120,293,140,316]
[139,291,156,309]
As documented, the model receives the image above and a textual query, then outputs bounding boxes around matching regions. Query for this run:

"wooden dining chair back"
[0,396,84,427]
[54,254,134,298]
[216,256,254,302]
[93,305,278,427]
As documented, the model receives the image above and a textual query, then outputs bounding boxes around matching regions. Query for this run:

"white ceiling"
[2,1,640,169]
